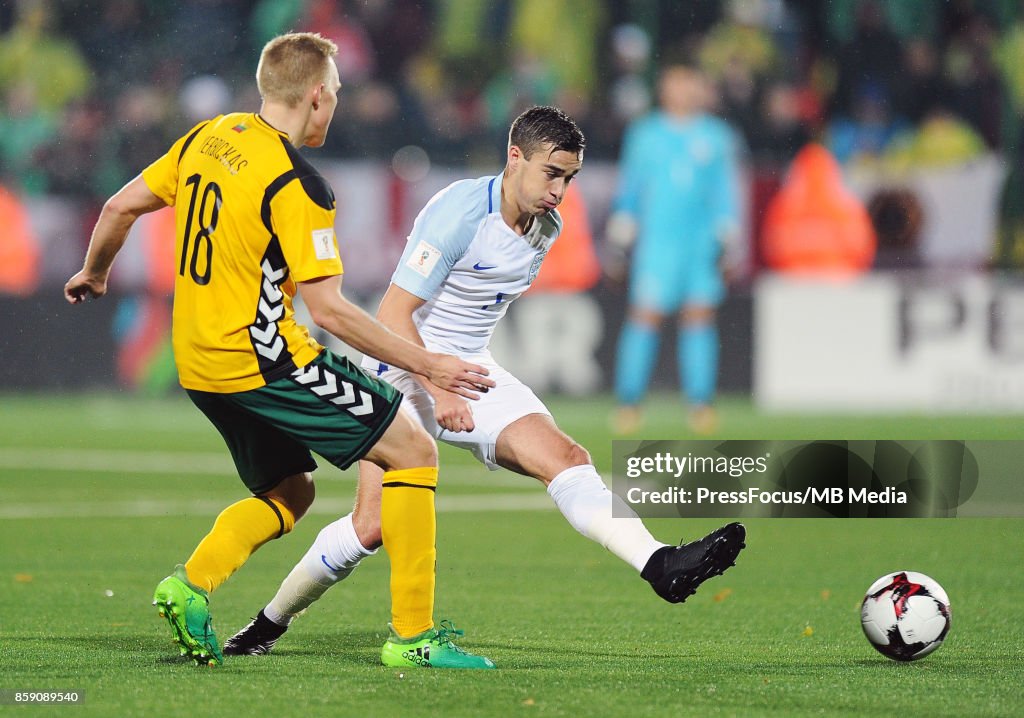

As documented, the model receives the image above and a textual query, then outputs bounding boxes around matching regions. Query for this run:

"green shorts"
[187,350,402,494]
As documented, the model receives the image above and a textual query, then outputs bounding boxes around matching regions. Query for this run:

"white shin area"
[264,513,376,626]
[546,464,665,572]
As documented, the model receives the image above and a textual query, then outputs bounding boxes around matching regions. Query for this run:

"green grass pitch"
[0,393,1021,717]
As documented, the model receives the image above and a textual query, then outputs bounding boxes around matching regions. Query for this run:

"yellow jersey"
[142,112,343,392]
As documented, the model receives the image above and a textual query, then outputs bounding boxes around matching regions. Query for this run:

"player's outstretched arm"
[64,175,167,304]
[376,283,477,432]
[298,275,493,399]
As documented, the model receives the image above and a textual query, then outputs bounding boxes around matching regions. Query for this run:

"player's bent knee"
[566,442,592,468]
[680,306,715,325]
[400,421,437,469]
[368,412,438,471]
[265,472,315,522]
[629,307,664,327]
[416,443,439,470]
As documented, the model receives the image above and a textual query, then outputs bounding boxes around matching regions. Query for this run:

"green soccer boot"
[152,565,223,666]
[381,620,495,669]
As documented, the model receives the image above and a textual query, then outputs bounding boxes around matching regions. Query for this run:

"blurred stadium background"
[1,0,1024,413]
[2,3,1023,714]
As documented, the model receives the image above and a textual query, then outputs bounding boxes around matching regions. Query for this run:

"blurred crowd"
[1,0,1022,204]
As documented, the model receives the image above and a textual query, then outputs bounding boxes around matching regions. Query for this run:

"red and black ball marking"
[866,573,951,661]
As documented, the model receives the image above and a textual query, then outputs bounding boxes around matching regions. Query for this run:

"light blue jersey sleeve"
[707,120,742,239]
[391,177,492,300]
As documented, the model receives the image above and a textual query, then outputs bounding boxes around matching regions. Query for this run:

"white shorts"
[361,353,550,470]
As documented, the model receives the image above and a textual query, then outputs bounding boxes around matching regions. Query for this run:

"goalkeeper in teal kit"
[608,63,742,435]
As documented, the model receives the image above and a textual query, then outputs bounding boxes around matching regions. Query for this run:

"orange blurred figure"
[0,184,40,295]
[761,144,876,275]
[528,183,600,293]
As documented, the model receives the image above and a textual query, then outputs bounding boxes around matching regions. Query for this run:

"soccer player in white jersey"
[224,106,746,659]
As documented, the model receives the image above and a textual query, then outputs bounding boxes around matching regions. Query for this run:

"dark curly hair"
[508,106,586,160]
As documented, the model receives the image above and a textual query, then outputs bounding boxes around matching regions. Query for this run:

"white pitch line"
[0,492,554,520]
[0,447,231,475]
[0,447,530,487]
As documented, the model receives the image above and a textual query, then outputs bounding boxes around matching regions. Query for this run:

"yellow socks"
[184,496,294,593]
[381,466,438,637]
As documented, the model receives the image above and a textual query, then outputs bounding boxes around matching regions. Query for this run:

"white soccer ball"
[860,571,951,661]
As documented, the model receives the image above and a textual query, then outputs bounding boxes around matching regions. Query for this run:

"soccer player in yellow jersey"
[64,32,495,669]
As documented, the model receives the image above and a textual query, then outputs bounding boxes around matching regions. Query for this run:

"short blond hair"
[256,32,338,106]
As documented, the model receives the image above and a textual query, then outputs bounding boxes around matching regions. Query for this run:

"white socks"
[546,465,665,572]
[264,513,376,626]
[263,470,664,626]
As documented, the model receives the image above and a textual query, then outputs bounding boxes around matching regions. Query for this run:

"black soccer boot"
[641,522,746,604]
[223,610,288,656]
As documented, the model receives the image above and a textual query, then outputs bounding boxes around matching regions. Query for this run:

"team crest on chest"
[527,251,547,284]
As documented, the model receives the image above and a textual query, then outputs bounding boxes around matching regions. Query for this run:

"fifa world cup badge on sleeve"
[312,228,336,260]
[407,240,441,277]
